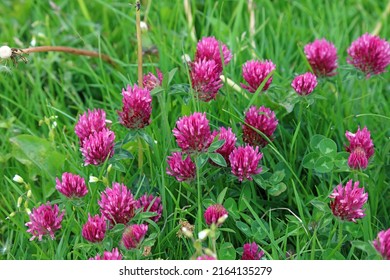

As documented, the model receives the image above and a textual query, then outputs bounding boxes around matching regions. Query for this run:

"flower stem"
[338,220,344,244]
[135,1,143,88]
[22,46,116,66]
[135,1,144,173]
[138,136,143,174]
[196,155,202,234]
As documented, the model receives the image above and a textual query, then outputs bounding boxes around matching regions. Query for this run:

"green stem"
[138,136,143,174]
[135,1,143,87]
[196,155,202,234]
[338,220,344,244]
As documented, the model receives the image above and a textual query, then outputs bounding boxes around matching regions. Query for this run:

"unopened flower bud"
[217,214,228,225]
[204,248,216,258]
[198,229,210,240]
[27,190,32,198]
[107,164,112,173]
[89,176,99,183]
[181,54,191,64]
[25,208,31,215]
[140,21,148,32]
[9,212,16,218]
[13,175,24,184]
[17,197,23,208]
[24,200,29,209]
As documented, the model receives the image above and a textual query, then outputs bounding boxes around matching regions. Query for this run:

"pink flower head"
[195,36,232,72]
[118,84,152,129]
[81,128,115,166]
[122,224,148,250]
[190,58,223,102]
[373,228,390,260]
[304,39,338,77]
[25,202,64,241]
[211,127,237,165]
[55,172,88,198]
[347,33,390,78]
[204,204,228,226]
[243,106,278,147]
[229,145,263,182]
[329,180,368,222]
[98,182,136,225]
[196,255,217,260]
[82,214,106,243]
[291,72,318,95]
[345,126,374,169]
[90,248,122,260]
[241,60,276,93]
[242,242,265,260]
[143,68,163,91]
[166,152,196,182]
[172,112,213,153]
[135,194,163,222]
[75,109,107,143]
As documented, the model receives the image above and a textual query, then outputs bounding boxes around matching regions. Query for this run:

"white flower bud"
[107,164,112,173]
[217,214,228,225]
[89,176,99,183]
[0,46,12,59]
[13,175,24,184]
[140,21,148,31]
[198,229,210,240]
[27,190,32,198]
[181,54,191,64]
[17,197,23,208]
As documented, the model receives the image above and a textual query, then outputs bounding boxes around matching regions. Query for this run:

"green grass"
[0,0,389,260]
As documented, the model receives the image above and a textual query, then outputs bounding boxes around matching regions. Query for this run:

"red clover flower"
[241,60,276,93]
[55,172,88,198]
[345,126,374,169]
[242,242,265,260]
[122,224,148,250]
[347,33,390,78]
[229,145,263,182]
[243,106,278,147]
[304,38,338,77]
[291,72,318,95]
[82,214,106,243]
[80,128,115,166]
[135,194,163,222]
[25,202,64,241]
[373,228,390,260]
[204,204,228,226]
[329,180,368,222]
[166,152,196,182]
[90,248,122,260]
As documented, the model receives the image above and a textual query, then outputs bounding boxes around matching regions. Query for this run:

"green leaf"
[208,139,225,152]
[269,170,285,183]
[318,138,337,157]
[238,186,252,211]
[167,68,178,86]
[314,156,334,173]
[310,134,326,152]
[138,131,154,147]
[310,199,329,213]
[351,240,379,256]
[302,152,320,169]
[112,147,134,161]
[10,134,65,188]
[268,182,287,196]
[196,153,209,169]
[217,187,228,204]
[218,242,236,260]
[224,198,239,219]
[334,152,349,168]
[236,221,252,237]
[209,153,227,167]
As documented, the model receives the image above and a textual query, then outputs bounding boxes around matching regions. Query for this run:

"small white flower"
[181,54,191,64]
[140,21,148,31]
[13,175,24,184]
[89,175,99,183]
[0,46,12,59]
[217,214,228,224]
[198,229,210,240]
[181,227,193,238]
